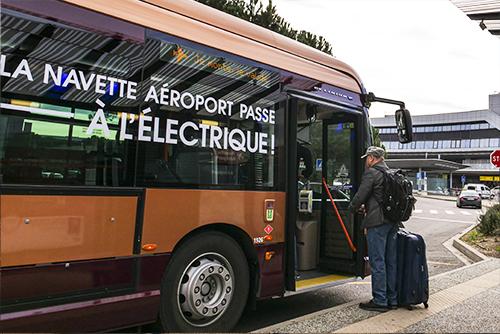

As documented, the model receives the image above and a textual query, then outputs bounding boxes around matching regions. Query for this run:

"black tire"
[159,231,249,332]
[478,205,482,209]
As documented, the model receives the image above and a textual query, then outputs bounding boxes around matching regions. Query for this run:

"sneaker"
[388,304,398,310]
[359,300,389,312]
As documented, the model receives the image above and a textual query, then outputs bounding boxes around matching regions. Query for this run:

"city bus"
[0,0,412,331]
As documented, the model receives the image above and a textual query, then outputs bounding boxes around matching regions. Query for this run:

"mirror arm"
[362,92,405,109]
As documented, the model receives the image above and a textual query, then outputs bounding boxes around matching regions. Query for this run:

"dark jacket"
[349,160,392,229]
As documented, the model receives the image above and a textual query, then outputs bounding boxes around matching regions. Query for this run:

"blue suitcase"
[396,229,429,309]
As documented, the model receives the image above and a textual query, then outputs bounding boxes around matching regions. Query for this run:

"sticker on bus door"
[264,199,275,222]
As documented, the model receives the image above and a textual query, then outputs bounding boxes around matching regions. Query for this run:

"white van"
[463,184,492,199]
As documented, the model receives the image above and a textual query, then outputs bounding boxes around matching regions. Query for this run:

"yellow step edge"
[296,274,353,289]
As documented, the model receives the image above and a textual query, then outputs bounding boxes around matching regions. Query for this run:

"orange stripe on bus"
[141,189,286,254]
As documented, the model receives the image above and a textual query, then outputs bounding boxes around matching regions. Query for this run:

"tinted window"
[0,6,144,186]
[134,32,285,190]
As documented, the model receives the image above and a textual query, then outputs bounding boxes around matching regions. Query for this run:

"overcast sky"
[270,0,500,118]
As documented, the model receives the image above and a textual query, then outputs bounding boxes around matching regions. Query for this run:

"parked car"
[457,190,482,209]
[428,186,450,196]
[491,186,500,198]
[462,183,492,199]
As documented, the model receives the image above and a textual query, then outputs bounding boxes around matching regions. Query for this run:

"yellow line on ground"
[334,268,500,333]
[348,281,371,285]
[296,274,352,289]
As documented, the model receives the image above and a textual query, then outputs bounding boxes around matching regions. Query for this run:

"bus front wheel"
[159,231,249,332]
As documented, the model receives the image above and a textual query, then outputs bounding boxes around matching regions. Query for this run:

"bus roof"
[64,0,363,94]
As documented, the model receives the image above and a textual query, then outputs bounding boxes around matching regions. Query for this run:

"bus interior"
[288,98,367,292]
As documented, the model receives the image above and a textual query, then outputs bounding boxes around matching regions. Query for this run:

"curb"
[450,223,489,263]
[414,194,456,202]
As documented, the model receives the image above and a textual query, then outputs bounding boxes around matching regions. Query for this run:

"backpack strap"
[372,165,387,174]
[371,165,386,207]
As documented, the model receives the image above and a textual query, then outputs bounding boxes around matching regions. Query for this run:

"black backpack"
[373,166,416,222]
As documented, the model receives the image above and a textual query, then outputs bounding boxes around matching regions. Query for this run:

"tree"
[371,125,387,157]
[195,0,332,55]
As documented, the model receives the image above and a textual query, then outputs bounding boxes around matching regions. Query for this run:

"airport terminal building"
[371,93,500,194]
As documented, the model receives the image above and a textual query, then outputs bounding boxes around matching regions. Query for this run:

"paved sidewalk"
[254,259,500,333]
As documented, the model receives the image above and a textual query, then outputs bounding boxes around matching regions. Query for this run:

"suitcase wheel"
[424,302,429,308]
[407,306,413,311]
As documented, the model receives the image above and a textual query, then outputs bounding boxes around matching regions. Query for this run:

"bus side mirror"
[395,108,413,143]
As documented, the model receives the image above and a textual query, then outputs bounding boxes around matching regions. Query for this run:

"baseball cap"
[360,146,385,159]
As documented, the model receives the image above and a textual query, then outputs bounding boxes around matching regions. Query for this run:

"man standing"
[349,146,398,312]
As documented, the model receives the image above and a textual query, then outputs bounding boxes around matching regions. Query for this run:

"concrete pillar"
[418,167,422,191]
[450,172,453,193]
[423,170,427,192]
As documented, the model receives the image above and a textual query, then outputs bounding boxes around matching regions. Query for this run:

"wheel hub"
[178,253,234,327]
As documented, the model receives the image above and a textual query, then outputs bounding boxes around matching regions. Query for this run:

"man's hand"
[358,204,366,215]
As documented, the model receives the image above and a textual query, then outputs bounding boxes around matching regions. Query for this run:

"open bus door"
[284,96,369,293]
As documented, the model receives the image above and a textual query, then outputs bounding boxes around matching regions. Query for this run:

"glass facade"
[382,137,500,150]
[378,121,492,134]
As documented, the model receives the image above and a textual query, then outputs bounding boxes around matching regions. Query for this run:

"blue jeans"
[366,223,398,306]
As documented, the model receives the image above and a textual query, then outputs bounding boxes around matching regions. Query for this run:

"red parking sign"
[491,150,500,168]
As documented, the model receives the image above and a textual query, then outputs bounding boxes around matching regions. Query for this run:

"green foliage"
[370,125,387,158]
[466,229,479,242]
[478,204,500,236]
[196,0,332,55]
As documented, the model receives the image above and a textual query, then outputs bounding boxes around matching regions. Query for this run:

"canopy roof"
[451,0,500,38]
[386,158,468,172]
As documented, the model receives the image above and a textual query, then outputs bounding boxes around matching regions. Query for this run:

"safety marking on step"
[460,211,471,216]
[429,209,439,214]
[348,281,371,285]
[296,274,352,290]
[334,268,500,333]
[445,210,455,215]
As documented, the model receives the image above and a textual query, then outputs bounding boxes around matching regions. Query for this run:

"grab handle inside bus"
[322,177,357,253]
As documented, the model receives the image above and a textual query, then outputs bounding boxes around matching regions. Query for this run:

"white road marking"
[460,211,471,216]
[445,210,455,215]
[414,209,423,213]
[411,216,473,224]
[430,210,438,214]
